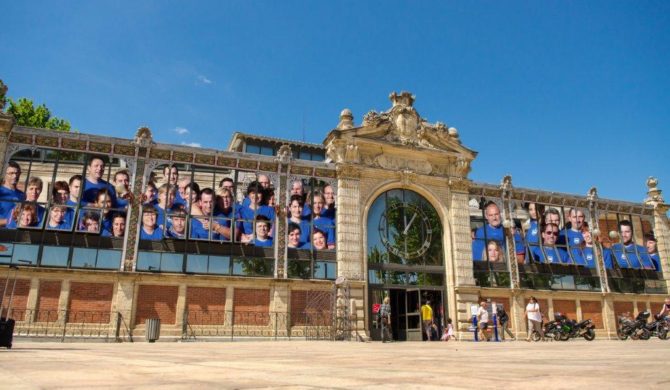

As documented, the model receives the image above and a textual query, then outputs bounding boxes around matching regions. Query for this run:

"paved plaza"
[1,339,669,389]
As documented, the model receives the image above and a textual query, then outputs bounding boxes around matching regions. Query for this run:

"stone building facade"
[0,91,667,341]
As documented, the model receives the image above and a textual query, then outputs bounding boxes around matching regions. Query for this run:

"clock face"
[378,202,433,259]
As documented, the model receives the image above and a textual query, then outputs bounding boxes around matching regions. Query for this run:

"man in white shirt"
[477,301,490,341]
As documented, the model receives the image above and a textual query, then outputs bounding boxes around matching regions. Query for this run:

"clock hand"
[403,213,417,235]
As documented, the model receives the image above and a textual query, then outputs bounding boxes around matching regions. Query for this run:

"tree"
[6,97,71,132]
[0,80,71,132]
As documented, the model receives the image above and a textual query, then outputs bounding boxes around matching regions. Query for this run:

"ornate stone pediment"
[324,91,477,179]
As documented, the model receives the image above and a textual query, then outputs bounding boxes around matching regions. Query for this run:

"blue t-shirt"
[0,186,25,220]
[609,243,653,269]
[524,220,539,245]
[173,191,186,207]
[558,228,584,248]
[190,213,230,241]
[46,217,72,231]
[312,216,336,245]
[236,205,275,235]
[531,246,569,264]
[140,227,163,241]
[472,224,524,261]
[321,206,336,220]
[570,247,596,268]
[7,203,46,227]
[650,253,661,272]
[166,227,186,239]
[254,237,273,247]
[288,218,312,246]
[82,179,118,208]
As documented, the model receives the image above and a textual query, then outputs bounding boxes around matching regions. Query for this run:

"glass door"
[406,289,422,341]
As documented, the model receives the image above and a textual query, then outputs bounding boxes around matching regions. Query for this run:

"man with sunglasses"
[531,223,568,264]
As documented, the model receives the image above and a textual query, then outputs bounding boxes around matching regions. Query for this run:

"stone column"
[511,292,526,339]
[25,277,40,323]
[448,178,475,287]
[58,280,71,324]
[644,178,670,286]
[602,295,617,339]
[175,283,187,327]
[336,164,363,281]
[113,278,137,327]
[586,187,610,293]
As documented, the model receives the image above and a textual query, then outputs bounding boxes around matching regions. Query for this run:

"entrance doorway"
[371,288,444,341]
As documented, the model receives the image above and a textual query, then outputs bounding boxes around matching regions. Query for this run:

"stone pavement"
[1,339,669,389]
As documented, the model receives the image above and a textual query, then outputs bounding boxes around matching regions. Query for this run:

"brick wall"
[186,287,226,325]
[290,290,332,326]
[553,299,577,321]
[69,282,114,324]
[613,301,634,319]
[36,280,61,322]
[135,285,178,326]
[233,288,270,326]
[580,301,603,329]
[650,302,664,316]
[0,278,30,321]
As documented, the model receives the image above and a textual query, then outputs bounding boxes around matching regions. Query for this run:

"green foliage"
[6,97,71,132]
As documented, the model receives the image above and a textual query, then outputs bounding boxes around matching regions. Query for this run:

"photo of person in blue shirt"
[140,205,163,241]
[253,215,273,247]
[0,161,25,228]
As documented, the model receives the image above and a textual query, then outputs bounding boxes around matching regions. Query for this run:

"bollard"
[472,315,478,341]
[145,318,160,343]
[493,314,500,342]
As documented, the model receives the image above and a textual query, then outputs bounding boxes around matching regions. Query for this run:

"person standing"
[421,300,434,341]
[498,305,515,341]
[525,297,543,341]
[477,301,490,341]
[379,296,392,342]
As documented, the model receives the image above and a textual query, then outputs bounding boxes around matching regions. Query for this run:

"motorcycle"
[617,311,651,340]
[645,314,669,340]
[531,315,561,341]
[554,314,596,341]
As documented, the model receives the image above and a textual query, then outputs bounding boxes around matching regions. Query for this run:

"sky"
[2,0,669,203]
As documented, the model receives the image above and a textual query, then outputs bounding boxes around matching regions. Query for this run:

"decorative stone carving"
[336,164,361,179]
[326,140,345,163]
[399,169,417,187]
[0,112,15,135]
[500,175,513,192]
[344,144,360,164]
[375,155,432,174]
[587,186,598,202]
[449,177,470,192]
[275,144,292,165]
[0,80,7,111]
[454,157,471,176]
[337,109,354,130]
[645,176,665,204]
[134,126,153,148]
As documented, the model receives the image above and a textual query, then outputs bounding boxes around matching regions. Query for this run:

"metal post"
[473,315,478,341]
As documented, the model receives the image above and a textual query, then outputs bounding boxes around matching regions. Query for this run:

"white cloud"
[181,142,202,148]
[196,75,212,85]
[173,127,189,135]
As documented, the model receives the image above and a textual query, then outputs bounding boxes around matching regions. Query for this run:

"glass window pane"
[299,151,311,160]
[12,244,39,266]
[161,253,183,272]
[71,248,98,268]
[208,256,230,275]
[40,246,69,267]
[245,144,260,154]
[260,146,274,156]
[137,251,161,271]
[96,250,121,270]
[186,254,208,273]
[0,243,15,264]
[311,153,324,162]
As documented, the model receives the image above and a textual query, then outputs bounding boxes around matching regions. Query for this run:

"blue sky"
[2,0,668,203]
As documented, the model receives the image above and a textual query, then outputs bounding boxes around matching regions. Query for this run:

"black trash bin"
[145,318,161,342]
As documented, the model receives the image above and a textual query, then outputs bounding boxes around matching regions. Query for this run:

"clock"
[378,202,433,259]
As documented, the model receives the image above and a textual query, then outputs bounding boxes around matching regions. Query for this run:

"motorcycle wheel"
[553,331,562,341]
[617,327,628,341]
[658,328,668,340]
[639,329,651,340]
[531,331,541,342]
[583,329,596,341]
[559,331,570,341]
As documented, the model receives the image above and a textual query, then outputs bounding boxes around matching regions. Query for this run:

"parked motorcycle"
[645,314,669,340]
[554,313,596,341]
[531,315,561,341]
[617,311,651,340]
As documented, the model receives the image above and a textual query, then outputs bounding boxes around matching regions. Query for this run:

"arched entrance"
[367,189,446,341]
